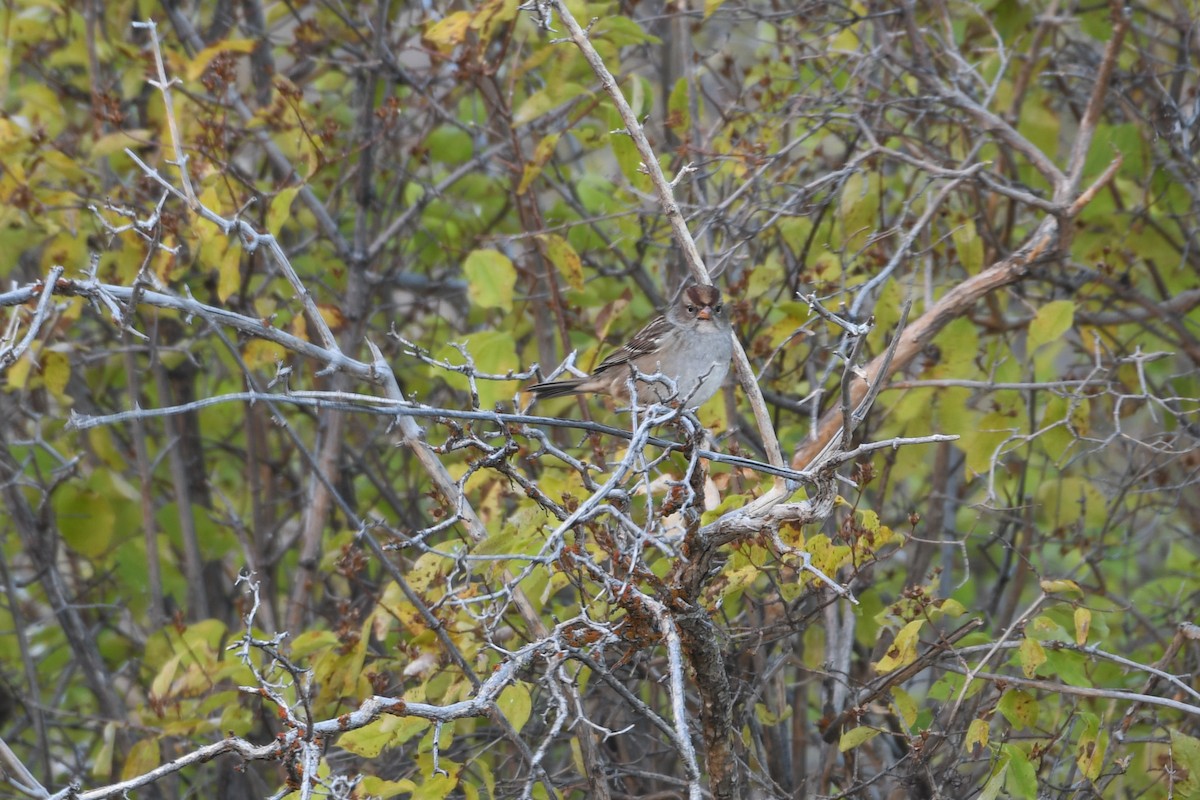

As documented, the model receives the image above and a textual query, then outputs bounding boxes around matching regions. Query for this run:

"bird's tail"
[528,379,585,399]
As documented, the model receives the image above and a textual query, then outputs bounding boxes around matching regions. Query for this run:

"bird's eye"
[715,303,723,313]
[687,305,696,314]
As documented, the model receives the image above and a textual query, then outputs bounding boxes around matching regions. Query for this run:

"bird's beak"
[697,307,712,321]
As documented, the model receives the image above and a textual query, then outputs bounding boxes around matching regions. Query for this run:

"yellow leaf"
[62,296,85,322]
[965,718,989,753]
[216,242,241,303]
[88,427,124,470]
[359,776,419,800]
[91,129,154,159]
[290,314,308,342]
[512,83,588,126]
[407,551,446,594]
[424,11,472,53]
[242,339,285,371]
[1018,637,1046,678]
[92,722,116,779]
[1076,725,1107,781]
[198,185,223,216]
[875,619,924,673]
[830,24,861,51]
[472,0,519,40]
[1074,607,1091,645]
[539,233,584,291]
[891,687,917,728]
[1039,578,1082,595]
[268,186,302,233]
[186,39,257,82]
[317,304,345,331]
[41,350,70,402]
[340,716,428,759]
[151,654,182,701]
[3,353,33,391]
[517,132,561,194]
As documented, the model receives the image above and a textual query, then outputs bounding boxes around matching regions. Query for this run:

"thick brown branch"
[791,217,1060,469]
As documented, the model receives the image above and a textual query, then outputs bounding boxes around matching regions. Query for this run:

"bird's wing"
[592,314,670,374]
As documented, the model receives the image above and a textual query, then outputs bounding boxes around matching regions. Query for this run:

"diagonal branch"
[545,0,785,474]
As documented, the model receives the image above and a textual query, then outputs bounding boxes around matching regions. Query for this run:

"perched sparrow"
[529,284,733,408]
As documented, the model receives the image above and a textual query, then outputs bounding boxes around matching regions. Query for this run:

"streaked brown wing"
[592,314,669,374]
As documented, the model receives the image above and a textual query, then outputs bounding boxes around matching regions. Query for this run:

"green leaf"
[977,762,1007,800]
[1028,299,1074,353]
[997,690,1038,730]
[592,16,661,46]
[425,125,474,165]
[513,82,588,126]
[412,766,457,800]
[498,681,532,732]
[577,174,617,213]
[838,725,880,752]
[120,737,160,781]
[1169,729,1200,798]
[463,249,517,310]
[449,330,520,408]
[339,715,429,758]
[1040,395,1090,461]
[58,485,116,559]
[359,777,419,800]
[1004,744,1038,799]
[951,215,984,273]
[1036,476,1107,530]
[1041,649,1093,687]
[667,77,691,136]
[219,701,255,736]
[959,410,1018,477]
[837,171,879,253]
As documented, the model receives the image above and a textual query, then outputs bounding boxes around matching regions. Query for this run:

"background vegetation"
[1,0,1199,798]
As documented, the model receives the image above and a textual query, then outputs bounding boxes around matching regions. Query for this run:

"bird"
[528,284,733,408]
